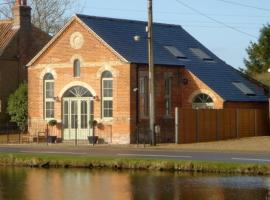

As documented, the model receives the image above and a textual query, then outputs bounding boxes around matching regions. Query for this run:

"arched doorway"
[62,86,94,140]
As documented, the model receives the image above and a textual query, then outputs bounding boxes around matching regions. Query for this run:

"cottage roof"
[0,20,18,55]
[76,14,268,102]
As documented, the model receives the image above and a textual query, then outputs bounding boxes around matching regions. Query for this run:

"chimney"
[12,0,32,82]
[12,0,31,29]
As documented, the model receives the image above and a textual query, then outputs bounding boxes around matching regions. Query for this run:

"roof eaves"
[75,15,129,63]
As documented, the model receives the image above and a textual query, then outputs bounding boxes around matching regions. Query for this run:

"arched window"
[44,73,54,119]
[101,71,113,118]
[192,93,214,109]
[73,59,80,77]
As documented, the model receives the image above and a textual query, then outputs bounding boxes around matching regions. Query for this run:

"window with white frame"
[139,72,149,118]
[73,59,80,77]
[192,93,214,109]
[101,71,113,118]
[164,74,172,116]
[44,73,55,119]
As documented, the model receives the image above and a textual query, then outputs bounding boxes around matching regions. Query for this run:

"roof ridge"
[75,14,183,28]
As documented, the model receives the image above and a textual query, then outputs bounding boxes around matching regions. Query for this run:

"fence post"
[175,107,179,144]
[216,110,220,140]
[6,124,9,144]
[19,131,21,144]
[236,109,240,138]
[136,125,139,147]
[196,109,199,142]
[254,109,257,136]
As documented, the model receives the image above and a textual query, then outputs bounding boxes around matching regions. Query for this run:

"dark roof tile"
[77,14,268,102]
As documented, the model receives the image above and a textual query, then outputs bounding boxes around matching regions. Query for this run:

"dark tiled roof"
[0,20,18,55]
[77,14,268,102]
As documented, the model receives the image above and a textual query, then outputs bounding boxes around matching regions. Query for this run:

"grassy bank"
[0,153,270,175]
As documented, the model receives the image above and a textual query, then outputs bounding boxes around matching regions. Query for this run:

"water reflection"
[0,168,269,200]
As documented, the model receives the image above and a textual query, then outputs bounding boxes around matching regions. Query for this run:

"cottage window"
[192,93,214,109]
[101,71,113,118]
[73,59,80,77]
[139,72,149,118]
[44,73,54,119]
[165,75,172,116]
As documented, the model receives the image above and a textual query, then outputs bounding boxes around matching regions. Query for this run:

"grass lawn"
[0,152,270,175]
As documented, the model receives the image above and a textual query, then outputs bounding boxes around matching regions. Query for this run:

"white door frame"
[62,97,94,140]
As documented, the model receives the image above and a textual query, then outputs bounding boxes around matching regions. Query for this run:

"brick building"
[0,0,50,124]
[27,15,268,144]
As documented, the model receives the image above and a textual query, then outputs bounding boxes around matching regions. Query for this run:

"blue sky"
[78,0,270,69]
[1,0,269,69]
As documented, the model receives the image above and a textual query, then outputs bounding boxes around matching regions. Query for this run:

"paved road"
[0,145,270,164]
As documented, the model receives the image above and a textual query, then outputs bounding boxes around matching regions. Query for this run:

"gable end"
[27,16,129,67]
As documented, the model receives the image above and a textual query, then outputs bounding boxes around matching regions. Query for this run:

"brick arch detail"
[70,54,84,65]
[58,81,97,98]
[188,89,217,104]
[40,67,57,80]
[96,65,119,78]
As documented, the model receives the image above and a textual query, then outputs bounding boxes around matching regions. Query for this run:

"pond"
[0,168,269,200]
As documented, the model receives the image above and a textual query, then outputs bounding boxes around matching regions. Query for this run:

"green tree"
[244,24,270,74]
[7,83,28,132]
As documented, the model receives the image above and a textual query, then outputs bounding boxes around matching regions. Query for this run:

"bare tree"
[0,0,85,35]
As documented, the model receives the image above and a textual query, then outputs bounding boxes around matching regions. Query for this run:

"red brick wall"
[129,65,182,143]
[28,19,132,144]
[28,17,268,144]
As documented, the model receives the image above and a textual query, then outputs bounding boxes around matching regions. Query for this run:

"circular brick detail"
[70,32,84,49]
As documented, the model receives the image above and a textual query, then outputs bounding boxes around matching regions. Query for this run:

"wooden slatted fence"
[178,108,269,144]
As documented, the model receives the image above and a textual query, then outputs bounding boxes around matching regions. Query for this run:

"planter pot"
[87,136,98,144]
[47,136,57,143]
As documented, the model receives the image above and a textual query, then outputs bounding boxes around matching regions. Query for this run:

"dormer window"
[190,48,214,61]
[164,46,187,59]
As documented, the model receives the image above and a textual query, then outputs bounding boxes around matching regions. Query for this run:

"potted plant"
[48,119,57,127]
[88,120,98,145]
[47,119,57,143]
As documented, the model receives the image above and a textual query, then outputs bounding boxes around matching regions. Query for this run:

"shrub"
[7,83,28,132]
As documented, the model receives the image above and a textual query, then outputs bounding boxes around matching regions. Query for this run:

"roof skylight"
[190,48,214,61]
[164,46,187,59]
[232,82,255,96]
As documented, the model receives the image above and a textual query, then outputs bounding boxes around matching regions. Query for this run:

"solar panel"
[232,82,255,96]
[164,46,187,59]
[190,48,214,61]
